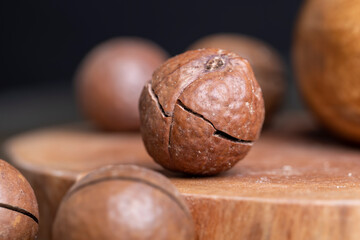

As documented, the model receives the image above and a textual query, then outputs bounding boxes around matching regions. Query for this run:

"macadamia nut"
[0,159,39,240]
[53,165,195,240]
[139,48,265,175]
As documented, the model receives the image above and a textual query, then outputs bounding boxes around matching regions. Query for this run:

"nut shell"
[293,0,360,143]
[189,33,286,122]
[140,48,264,175]
[0,159,39,240]
[53,165,195,240]
[76,37,168,131]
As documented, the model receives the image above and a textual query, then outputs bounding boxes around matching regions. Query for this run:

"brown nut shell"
[140,48,264,175]
[52,165,195,240]
[76,37,168,131]
[293,0,360,143]
[0,159,39,240]
[189,33,286,122]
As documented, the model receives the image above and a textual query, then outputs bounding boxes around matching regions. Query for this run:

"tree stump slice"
[4,114,360,240]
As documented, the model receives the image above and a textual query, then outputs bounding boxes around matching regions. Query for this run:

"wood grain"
[4,113,360,240]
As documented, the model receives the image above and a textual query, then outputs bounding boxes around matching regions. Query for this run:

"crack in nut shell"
[0,159,39,240]
[140,84,173,171]
[0,207,39,240]
[176,100,253,144]
[139,48,264,175]
[65,165,191,217]
[177,65,263,141]
[169,104,252,175]
[0,203,38,224]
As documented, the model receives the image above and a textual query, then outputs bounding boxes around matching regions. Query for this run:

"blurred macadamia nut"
[293,0,360,143]
[53,165,195,240]
[76,37,168,131]
[0,159,39,240]
[139,48,265,175]
[189,33,286,122]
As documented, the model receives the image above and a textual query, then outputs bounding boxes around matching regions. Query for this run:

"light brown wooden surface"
[4,113,360,240]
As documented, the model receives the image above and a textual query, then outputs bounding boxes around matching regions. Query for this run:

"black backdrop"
[0,0,303,91]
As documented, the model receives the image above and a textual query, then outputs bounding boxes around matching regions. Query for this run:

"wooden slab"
[4,113,360,240]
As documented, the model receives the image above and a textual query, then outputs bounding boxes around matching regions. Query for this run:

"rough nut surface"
[0,159,39,240]
[139,48,265,175]
[293,0,360,143]
[189,33,286,123]
[52,165,195,240]
[76,37,168,131]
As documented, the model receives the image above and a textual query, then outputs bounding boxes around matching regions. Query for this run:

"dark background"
[0,0,304,138]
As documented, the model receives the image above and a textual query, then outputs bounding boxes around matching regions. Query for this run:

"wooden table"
[4,113,360,240]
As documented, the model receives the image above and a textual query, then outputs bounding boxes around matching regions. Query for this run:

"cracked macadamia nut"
[52,165,195,240]
[189,33,286,123]
[139,48,265,175]
[76,37,168,131]
[0,159,39,240]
